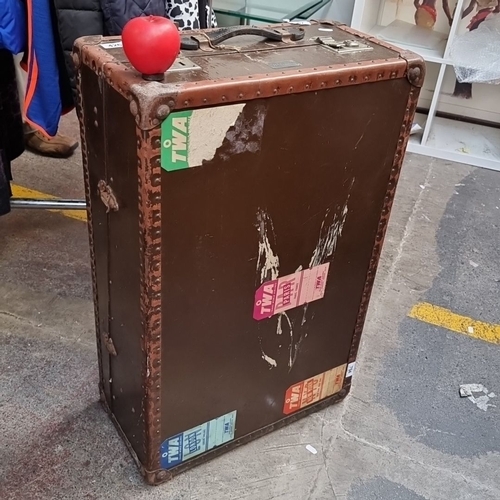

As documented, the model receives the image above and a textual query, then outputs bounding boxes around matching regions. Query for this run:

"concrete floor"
[1,113,499,500]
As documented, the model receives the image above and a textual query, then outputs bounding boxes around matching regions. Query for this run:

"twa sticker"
[161,105,245,172]
[160,410,237,470]
[253,263,330,321]
[283,364,346,415]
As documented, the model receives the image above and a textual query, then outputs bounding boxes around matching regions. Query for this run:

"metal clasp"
[314,37,373,54]
[97,180,119,213]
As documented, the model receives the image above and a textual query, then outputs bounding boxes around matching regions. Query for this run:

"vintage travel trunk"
[74,22,424,485]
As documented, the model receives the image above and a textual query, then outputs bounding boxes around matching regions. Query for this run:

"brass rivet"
[156,105,170,120]
[335,79,341,85]
[94,120,98,127]
[129,100,138,116]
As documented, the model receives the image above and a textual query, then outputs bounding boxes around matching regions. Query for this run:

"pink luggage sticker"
[253,263,330,321]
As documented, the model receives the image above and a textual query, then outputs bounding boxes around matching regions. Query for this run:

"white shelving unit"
[351,0,500,172]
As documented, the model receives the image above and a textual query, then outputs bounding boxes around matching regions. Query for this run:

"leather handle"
[181,26,305,50]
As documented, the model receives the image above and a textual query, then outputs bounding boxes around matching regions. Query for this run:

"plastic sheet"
[449,14,500,84]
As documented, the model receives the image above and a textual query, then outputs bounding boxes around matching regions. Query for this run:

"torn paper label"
[346,362,356,378]
[161,104,245,171]
[283,364,346,415]
[100,41,122,49]
[253,263,330,321]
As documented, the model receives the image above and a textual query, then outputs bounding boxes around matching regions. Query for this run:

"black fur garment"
[166,0,218,30]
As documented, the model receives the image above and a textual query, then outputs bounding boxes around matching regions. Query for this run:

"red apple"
[122,16,181,78]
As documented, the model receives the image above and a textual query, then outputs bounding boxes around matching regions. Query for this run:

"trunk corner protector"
[398,50,426,88]
[129,85,178,131]
[405,61,426,88]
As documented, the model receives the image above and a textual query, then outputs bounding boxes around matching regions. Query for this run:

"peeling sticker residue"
[256,209,280,286]
[161,104,245,171]
[301,304,309,326]
[276,313,284,335]
[221,103,266,160]
[309,202,349,269]
[280,312,293,368]
[299,186,353,333]
[254,189,353,370]
[261,352,277,368]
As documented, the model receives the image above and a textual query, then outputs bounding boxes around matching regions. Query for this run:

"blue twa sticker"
[160,410,237,469]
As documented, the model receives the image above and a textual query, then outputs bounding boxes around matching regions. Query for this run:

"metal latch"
[103,333,117,356]
[97,180,119,213]
[315,37,373,54]
[168,57,201,72]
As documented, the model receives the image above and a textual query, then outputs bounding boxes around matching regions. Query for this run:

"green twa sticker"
[160,104,246,172]
[161,110,193,171]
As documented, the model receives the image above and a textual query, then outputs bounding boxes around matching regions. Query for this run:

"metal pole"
[10,199,87,210]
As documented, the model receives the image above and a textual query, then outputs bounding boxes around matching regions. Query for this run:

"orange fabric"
[24,0,37,114]
[23,0,60,138]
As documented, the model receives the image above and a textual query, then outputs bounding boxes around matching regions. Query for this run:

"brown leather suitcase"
[74,21,424,485]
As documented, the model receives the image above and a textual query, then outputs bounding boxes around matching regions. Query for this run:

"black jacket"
[52,0,166,102]
[0,50,24,216]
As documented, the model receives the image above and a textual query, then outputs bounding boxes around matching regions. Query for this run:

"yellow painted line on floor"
[409,302,500,345]
[11,184,87,223]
